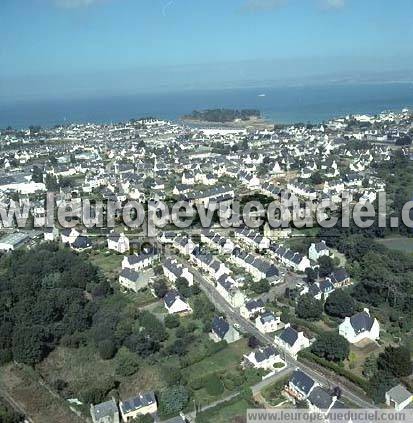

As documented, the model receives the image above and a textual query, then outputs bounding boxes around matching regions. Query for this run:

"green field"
[376,236,413,253]
[88,250,123,280]
[196,397,256,423]
[183,339,249,378]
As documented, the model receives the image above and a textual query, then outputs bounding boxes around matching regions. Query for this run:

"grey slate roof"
[120,391,156,414]
[386,384,412,404]
[212,316,229,339]
[279,326,298,347]
[350,311,374,334]
[254,345,280,363]
[290,369,316,396]
[308,386,334,409]
[91,398,119,422]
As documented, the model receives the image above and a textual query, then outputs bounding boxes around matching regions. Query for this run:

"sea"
[1,82,413,129]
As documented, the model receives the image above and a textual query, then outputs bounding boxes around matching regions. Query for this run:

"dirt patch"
[0,364,85,423]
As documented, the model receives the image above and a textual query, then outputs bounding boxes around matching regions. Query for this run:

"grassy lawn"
[345,340,382,377]
[183,339,249,379]
[376,236,413,253]
[88,250,123,280]
[196,397,256,423]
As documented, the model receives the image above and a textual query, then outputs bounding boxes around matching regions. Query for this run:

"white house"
[216,275,246,308]
[61,227,81,245]
[122,250,159,271]
[240,298,265,319]
[286,369,318,400]
[119,268,154,292]
[339,308,380,344]
[385,384,413,411]
[308,240,331,262]
[90,398,120,423]
[107,231,130,254]
[162,257,194,286]
[243,345,286,371]
[119,392,157,422]
[274,324,311,358]
[255,311,281,334]
[163,290,192,315]
[210,316,241,344]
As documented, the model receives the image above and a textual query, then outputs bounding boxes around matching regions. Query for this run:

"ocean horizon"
[1,82,413,129]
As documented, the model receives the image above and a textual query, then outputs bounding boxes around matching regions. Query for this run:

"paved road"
[188,263,376,410]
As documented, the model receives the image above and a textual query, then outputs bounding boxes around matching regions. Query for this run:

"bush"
[0,349,12,365]
[115,347,140,377]
[98,339,117,360]
[165,314,180,329]
[159,385,189,416]
[299,350,368,392]
[311,332,350,362]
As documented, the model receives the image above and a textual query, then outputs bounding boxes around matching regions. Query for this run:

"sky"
[1,0,413,102]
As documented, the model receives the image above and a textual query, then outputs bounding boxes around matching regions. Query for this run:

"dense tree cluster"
[0,243,105,365]
[311,332,350,362]
[296,294,323,320]
[184,109,260,123]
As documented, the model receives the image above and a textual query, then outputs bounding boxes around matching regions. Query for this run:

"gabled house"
[328,268,351,288]
[308,386,337,412]
[286,369,317,400]
[309,240,331,262]
[163,290,192,315]
[210,316,241,344]
[385,384,413,411]
[240,298,265,319]
[119,268,154,292]
[70,235,92,251]
[107,231,130,254]
[162,257,194,286]
[119,392,157,422]
[122,250,159,271]
[216,275,246,308]
[243,345,286,371]
[255,311,281,334]
[339,308,380,344]
[90,398,120,423]
[274,324,311,358]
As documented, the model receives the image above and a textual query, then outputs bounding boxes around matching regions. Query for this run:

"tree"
[363,355,378,379]
[377,346,413,378]
[12,325,48,365]
[368,371,398,404]
[153,279,168,299]
[311,332,350,362]
[164,314,180,329]
[175,278,192,298]
[248,336,260,349]
[325,290,355,318]
[115,347,140,377]
[98,339,117,360]
[318,256,335,277]
[250,279,270,294]
[310,171,323,185]
[296,294,323,320]
[305,267,318,283]
[159,385,189,416]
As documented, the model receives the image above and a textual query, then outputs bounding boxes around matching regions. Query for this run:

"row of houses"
[91,391,158,423]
